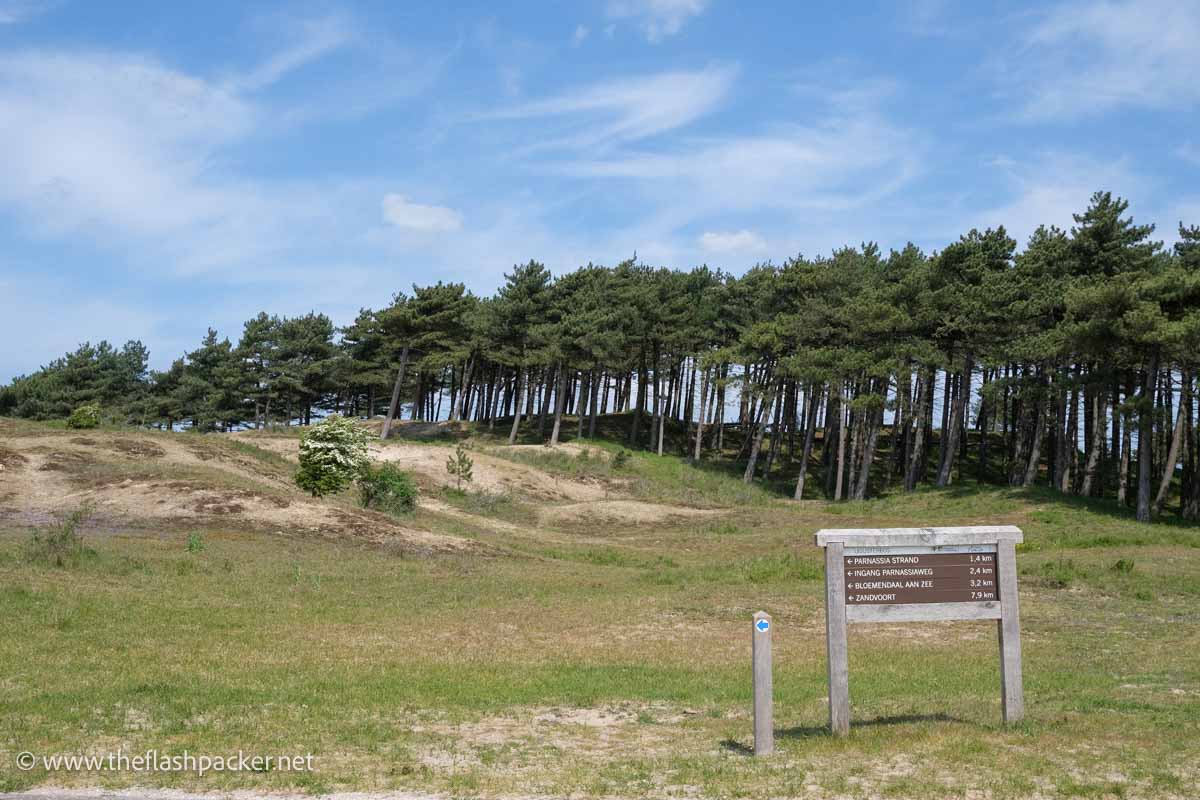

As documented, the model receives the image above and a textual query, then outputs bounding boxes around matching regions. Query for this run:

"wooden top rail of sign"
[814,525,1025,734]
[815,525,1023,547]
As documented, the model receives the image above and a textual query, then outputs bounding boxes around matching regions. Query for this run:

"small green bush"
[295,416,370,497]
[358,462,418,514]
[66,402,102,430]
[186,532,206,553]
[446,443,474,489]
[27,506,94,567]
[612,449,631,469]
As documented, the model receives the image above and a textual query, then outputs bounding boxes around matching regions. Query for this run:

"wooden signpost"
[815,525,1025,735]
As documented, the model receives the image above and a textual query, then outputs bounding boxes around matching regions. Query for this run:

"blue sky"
[1,0,1198,382]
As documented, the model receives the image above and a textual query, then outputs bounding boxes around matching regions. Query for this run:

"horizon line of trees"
[3,191,1199,523]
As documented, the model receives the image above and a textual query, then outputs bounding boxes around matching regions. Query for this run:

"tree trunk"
[693,366,708,462]
[1136,350,1160,522]
[742,379,777,483]
[550,365,567,445]
[589,371,601,438]
[905,370,931,492]
[537,366,555,439]
[1119,378,1132,506]
[1183,369,1199,520]
[1060,377,1079,493]
[834,394,848,500]
[763,385,785,477]
[1079,389,1107,497]
[630,350,646,445]
[852,390,883,501]
[451,357,473,422]
[976,368,990,483]
[507,367,526,445]
[1022,394,1046,487]
[1152,389,1186,516]
[937,355,973,487]
[384,345,412,441]
[795,382,821,500]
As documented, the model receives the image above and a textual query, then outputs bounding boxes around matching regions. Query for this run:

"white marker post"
[752,611,773,755]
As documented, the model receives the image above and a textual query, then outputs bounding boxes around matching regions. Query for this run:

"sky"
[1,0,1198,382]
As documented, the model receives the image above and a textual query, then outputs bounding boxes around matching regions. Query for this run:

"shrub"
[27,505,94,567]
[295,416,370,497]
[445,442,474,490]
[612,449,631,469]
[66,402,102,429]
[358,462,418,514]
[186,532,205,553]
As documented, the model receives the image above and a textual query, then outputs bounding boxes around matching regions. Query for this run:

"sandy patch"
[537,499,719,525]
[0,432,472,554]
[368,442,609,502]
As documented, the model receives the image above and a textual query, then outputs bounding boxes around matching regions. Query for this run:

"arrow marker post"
[752,610,774,756]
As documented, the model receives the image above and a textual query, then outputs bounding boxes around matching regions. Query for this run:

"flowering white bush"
[295,415,370,496]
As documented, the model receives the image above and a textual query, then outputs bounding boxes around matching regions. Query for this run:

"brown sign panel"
[843,551,998,605]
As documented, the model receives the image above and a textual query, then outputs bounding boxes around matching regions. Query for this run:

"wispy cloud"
[382,194,462,233]
[0,0,52,25]
[0,49,254,238]
[482,64,738,151]
[1004,0,1200,120]
[606,0,708,42]
[0,19,442,282]
[970,151,1151,246]
[571,24,589,46]
[495,68,923,266]
[227,12,357,92]
[699,229,766,254]
[550,117,921,215]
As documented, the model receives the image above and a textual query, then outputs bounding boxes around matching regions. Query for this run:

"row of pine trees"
[3,192,1199,522]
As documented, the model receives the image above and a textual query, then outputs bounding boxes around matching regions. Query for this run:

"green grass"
[1,420,1199,797]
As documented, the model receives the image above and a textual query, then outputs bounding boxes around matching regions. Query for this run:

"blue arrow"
[755,619,770,632]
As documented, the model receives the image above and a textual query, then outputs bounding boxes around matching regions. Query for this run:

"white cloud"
[0,50,255,237]
[551,117,921,214]
[699,229,767,254]
[969,152,1151,247]
[1007,0,1200,119]
[488,70,923,266]
[607,0,708,42]
[571,24,589,46]
[484,65,737,150]
[0,0,50,25]
[0,28,449,291]
[381,194,462,233]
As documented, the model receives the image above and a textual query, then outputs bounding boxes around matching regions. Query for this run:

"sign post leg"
[824,542,850,736]
[752,611,773,756]
[996,539,1025,723]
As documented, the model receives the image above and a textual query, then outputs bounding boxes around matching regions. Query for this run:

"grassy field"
[1,422,1198,798]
